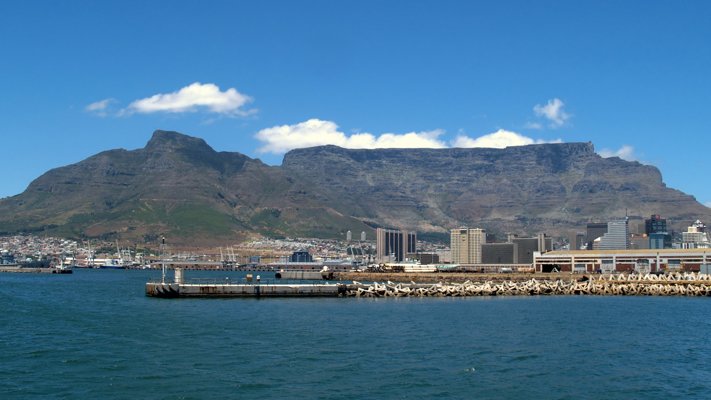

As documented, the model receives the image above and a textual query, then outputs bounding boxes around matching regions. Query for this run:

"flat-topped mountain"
[0,130,708,244]
[283,143,710,238]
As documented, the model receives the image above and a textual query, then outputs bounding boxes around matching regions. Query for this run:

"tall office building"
[645,215,667,235]
[376,228,417,262]
[510,234,552,264]
[481,243,517,264]
[644,215,671,249]
[586,223,608,250]
[568,232,586,250]
[450,228,486,264]
[596,219,629,250]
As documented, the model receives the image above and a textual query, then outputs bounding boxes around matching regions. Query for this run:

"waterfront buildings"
[375,228,417,262]
[450,228,485,264]
[534,248,711,274]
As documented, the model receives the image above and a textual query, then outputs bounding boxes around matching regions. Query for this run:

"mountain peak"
[145,130,214,153]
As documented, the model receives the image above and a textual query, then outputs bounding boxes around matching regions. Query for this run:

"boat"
[99,241,127,269]
[99,258,126,269]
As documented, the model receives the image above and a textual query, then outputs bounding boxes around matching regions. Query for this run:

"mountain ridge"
[0,130,708,245]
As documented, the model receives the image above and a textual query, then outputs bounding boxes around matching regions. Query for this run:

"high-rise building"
[360,231,366,241]
[481,243,517,264]
[376,228,417,262]
[649,233,670,249]
[596,219,629,250]
[586,223,608,250]
[645,215,667,235]
[568,232,586,250]
[510,234,552,264]
[450,228,486,264]
[346,230,352,241]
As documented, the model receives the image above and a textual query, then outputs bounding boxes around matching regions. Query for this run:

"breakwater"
[346,273,711,297]
[146,272,711,298]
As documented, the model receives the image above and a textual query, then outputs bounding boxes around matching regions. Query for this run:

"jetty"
[0,265,72,274]
[146,268,711,298]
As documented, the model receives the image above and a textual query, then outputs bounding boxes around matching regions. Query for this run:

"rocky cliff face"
[0,131,708,244]
[282,143,709,237]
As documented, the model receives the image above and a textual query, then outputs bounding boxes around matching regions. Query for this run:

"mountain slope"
[0,130,371,244]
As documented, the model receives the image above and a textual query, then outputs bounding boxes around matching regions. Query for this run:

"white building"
[595,218,629,250]
[450,228,486,264]
[682,220,710,248]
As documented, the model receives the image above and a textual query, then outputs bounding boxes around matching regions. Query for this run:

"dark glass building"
[481,243,517,264]
[376,228,417,262]
[586,223,608,250]
[645,215,667,235]
[290,250,313,263]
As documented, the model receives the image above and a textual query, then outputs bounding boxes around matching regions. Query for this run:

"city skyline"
[1,1,710,208]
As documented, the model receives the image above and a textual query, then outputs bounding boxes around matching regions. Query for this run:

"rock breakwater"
[345,273,711,297]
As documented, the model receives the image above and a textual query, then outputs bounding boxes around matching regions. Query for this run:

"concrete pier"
[146,281,345,298]
[0,266,71,274]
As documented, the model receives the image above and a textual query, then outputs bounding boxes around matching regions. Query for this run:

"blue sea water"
[2,269,711,399]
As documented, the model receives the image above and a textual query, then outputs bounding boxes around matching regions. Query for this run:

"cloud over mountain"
[255,119,447,154]
[599,145,638,161]
[452,129,561,148]
[256,119,561,154]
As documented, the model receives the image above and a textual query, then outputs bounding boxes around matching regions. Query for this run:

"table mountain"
[0,130,708,244]
[281,142,711,238]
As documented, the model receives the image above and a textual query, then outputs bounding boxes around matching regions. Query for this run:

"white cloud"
[124,82,254,116]
[598,145,637,161]
[255,119,447,154]
[85,98,115,116]
[452,129,561,149]
[533,98,570,128]
[705,201,711,209]
[256,120,561,154]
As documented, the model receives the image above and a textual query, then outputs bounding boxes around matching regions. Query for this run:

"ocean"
[1,269,710,399]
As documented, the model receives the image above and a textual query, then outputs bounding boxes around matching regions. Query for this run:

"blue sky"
[1,1,710,208]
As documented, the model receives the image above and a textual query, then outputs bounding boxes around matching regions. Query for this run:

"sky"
[0,1,710,208]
